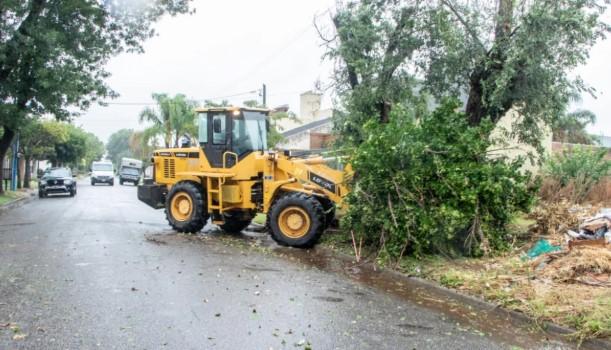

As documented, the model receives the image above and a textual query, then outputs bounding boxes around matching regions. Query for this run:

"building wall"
[488,109,553,174]
[299,91,322,124]
[277,122,333,150]
[310,132,335,149]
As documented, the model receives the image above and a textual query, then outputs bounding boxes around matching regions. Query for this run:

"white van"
[91,161,114,186]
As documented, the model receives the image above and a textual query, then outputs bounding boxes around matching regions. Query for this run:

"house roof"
[281,117,333,138]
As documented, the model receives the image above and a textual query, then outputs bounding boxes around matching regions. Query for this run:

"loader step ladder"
[207,176,223,224]
[199,172,234,225]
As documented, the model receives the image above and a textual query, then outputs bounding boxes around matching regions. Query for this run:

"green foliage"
[423,0,608,150]
[49,124,90,168]
[546,147,610,185]
[139,93,197,148]
[128,131,155,165]
[20,119,103,170]
[0,0,192,193]
[552,109,597,145]
[20,119,68,161]
[343,100,535,258]
[324,0,609,149]
[106,129,134,168]
[0,0,191,124]
[83,132,105,169]
[544,147,610,200]
[324,0,427,145]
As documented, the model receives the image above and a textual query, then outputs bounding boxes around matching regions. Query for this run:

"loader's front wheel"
[268,193,325,248]
[165,182,205,233]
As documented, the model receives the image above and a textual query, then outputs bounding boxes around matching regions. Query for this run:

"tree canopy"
[322,0,609,148]
[552,109,597,145]
[139,93,197,148]
[0,0,192,193]
[106,128,135,168]
[323,0,609,258]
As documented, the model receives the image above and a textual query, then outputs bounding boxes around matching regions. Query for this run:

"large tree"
[106,128,134,167]
[0,0,192,193]
[323,0,609,148]
[49,124,89,168]
[19,119,68,187]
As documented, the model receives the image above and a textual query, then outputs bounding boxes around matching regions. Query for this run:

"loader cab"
[196,107,269,168]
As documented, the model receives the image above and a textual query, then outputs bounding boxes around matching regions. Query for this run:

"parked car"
[91,161,114,186]
[39,167,77,198]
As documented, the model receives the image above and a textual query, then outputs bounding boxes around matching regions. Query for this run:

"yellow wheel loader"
[137,107,352,248]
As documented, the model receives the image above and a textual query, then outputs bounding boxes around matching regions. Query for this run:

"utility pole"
[11,133,19,191]
[261,84,267,108]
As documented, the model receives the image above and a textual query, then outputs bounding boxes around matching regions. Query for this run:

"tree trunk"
[0,127,15,194]
[465,0,514,126]
[24,156,32,189]
[495,0,514,42]
[465,68,486,125]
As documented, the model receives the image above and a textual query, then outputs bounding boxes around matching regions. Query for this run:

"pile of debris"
[539,247,611,286]
[526,207,611,287]
[528,201,599,237]
[567,209,611,247]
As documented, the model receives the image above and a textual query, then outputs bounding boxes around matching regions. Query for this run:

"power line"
[103,89,260,106]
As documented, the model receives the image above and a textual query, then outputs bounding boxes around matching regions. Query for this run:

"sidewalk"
[0,188,37,214]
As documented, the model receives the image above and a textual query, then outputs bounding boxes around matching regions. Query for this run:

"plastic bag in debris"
[525,239,563,259]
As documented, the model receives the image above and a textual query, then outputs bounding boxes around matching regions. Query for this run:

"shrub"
[544,147,611,202]
[342,100,536,258]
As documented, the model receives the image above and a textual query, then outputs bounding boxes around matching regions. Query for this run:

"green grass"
[253,213,266,225]
[0,191,19,206]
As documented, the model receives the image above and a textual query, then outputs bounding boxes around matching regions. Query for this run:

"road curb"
[0,191,36,215]
[316,246,611,350]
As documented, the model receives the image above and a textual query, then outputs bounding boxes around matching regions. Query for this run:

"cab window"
[212,114,226,144]
[198,113,207,144]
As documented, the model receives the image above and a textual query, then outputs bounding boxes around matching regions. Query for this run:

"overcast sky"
[77,0,611,143]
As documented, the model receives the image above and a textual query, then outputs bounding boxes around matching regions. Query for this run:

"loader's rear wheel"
[268,193,324,248]
[165,182,205,233]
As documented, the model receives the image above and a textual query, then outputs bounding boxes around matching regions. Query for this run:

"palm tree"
[139,93,197,148]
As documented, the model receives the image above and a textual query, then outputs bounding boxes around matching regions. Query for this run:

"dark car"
[39,168,77,198]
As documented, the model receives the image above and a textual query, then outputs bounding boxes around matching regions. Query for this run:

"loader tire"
[165,182,206,234]
[268,192,325,248]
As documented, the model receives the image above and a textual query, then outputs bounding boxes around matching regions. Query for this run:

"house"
[276,91,334,150]
[275,90,555,173]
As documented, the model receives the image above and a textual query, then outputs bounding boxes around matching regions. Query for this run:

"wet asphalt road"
[0,178,575,350]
